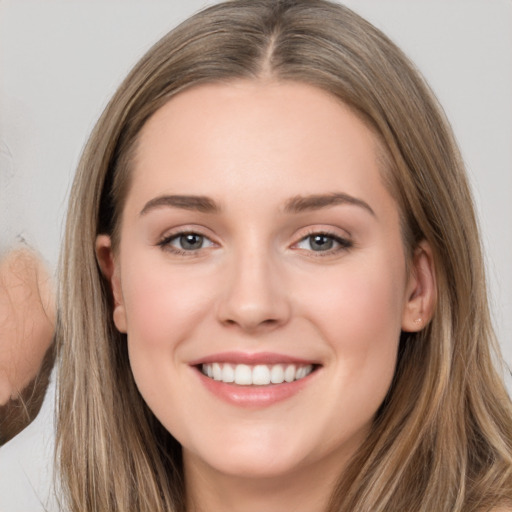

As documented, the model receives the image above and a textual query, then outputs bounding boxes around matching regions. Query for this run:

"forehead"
[127,80,394,217]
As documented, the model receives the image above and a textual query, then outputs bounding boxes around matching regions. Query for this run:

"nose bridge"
[217,234,290,332]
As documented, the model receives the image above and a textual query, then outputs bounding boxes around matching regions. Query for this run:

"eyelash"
[157,231,215,256]
[158,228,353,258]
[293,230,353,257]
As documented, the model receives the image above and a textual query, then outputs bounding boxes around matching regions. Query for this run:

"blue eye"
[159,232,215,253]
[295,233,351,253]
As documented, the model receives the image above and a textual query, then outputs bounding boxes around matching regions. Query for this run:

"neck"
[184,451,351,512]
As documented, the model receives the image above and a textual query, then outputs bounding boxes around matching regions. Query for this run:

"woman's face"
[98,81,432,486]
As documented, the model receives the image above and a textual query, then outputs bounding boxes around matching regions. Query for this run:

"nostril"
[221,316,281,332]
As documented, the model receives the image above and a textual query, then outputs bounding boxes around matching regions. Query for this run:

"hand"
[0,248,55,444]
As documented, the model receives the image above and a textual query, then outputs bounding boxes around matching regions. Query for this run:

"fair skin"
[0,248,55,444]
[97,80,436,512]
[0,248,54,406]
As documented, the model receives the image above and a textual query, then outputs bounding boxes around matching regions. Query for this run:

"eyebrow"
[284,193,375,216]
[139,192,375,217]
[140,195,220,215]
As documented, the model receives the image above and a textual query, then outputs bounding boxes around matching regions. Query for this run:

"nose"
[216,246,291,333]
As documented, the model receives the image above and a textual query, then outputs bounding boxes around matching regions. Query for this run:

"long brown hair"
[56,1,512,510]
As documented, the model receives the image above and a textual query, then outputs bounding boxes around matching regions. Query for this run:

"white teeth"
[234,364,252,385]
[201,362,314,386]
[284,364,296,383]
[252,365,271,385]
[212,363,222,381]
[270,364,284,384]
[222,364,235,383]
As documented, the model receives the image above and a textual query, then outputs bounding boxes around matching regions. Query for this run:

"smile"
[201,363,314,386]
[192,352,320,407]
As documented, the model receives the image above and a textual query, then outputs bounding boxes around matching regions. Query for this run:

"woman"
[56,0,512,510]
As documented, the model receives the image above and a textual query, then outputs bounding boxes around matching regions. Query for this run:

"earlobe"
[95,235,127,333]
[401,240,436,332]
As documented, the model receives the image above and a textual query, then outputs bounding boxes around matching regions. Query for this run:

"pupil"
[311,235,333,251]
[181,234,203,250]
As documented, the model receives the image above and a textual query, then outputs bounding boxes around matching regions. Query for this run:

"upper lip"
[189,351,319,366]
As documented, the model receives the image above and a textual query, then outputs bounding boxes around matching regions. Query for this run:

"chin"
[205,453,305,480]
[184,430,310,480]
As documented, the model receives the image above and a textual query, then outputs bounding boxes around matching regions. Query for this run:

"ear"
[401,240,436,332]
[95,235,127,333]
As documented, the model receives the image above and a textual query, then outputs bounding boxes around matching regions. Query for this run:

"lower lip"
[194,368,318,408]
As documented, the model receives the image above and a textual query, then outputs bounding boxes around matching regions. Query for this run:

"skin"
[97,80,436,512]
[0,248,55,444]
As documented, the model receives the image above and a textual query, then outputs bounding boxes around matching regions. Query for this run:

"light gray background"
[0,1,511,510]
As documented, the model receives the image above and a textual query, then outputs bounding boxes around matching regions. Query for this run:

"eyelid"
[156,226,218,255]
[168,233,215,249]
[155,225,353,257]
[291,227,353,256]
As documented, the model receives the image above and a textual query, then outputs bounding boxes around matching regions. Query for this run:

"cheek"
[297,253,406,398]
[121,261,216,349]
[119,256,219,415]
[305,256,404,332]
